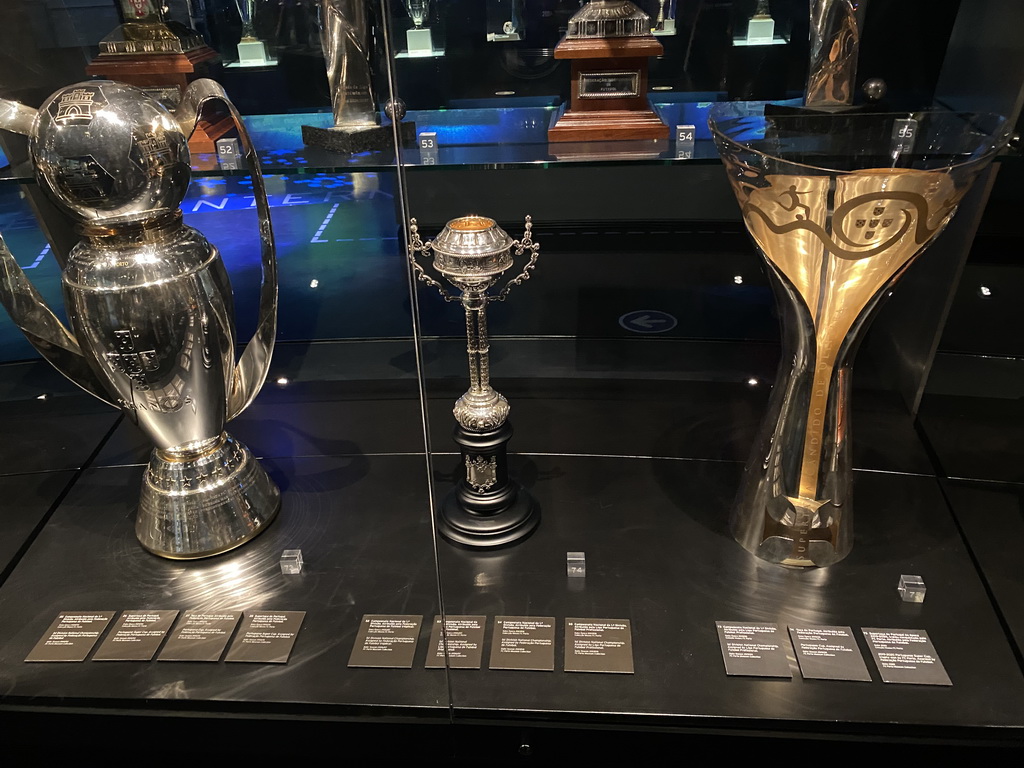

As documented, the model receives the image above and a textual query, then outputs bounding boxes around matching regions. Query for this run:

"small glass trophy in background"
[230,0,277,68]
[403,0,439,56]
[408,215,541,548]
[746,0,776,44]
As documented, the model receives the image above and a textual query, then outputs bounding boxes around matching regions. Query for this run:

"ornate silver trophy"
[0,80,280,559]
[409,215,540,548]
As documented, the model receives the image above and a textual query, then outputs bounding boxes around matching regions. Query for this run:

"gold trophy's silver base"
[136,434,281,560]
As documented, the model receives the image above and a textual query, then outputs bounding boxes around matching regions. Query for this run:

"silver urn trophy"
[409,215,540,548]
[0,79,280,559]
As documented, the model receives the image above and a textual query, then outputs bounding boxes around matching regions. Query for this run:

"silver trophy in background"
[0,79,280,559]
[409,215,541,548]
[303,0,414,152]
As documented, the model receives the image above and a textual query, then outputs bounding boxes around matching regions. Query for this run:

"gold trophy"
[711,105,1009,566]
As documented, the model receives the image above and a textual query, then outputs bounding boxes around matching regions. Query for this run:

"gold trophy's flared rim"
[708,105,1011,176]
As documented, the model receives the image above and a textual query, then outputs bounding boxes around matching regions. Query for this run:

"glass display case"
[1,0,1023,757]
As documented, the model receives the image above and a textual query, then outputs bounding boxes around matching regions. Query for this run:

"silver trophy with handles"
[408,214,541,548]
[0,79,280,559]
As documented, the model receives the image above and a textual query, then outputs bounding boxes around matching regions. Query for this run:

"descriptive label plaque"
[26,611,116,662]
[862,628,952,686]
[489,616,555,671]
[578,71,640,99]
[788,624,871,681]
[157,611,242,662]
[93,610,179,661]
[425,615,486,669]
[225,611,306,664]
[716,621,792,678]
[565,618,634,674]
[348,614,422,668]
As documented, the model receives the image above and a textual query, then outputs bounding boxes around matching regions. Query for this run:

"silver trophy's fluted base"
[136,434,281,560]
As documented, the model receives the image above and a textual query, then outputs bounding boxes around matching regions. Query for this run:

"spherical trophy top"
[30,81,191,226]
[430,216,516,284]
[567,1,650,39]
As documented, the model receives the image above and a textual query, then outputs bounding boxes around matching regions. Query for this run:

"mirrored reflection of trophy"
[0,79,281,559]
[231,0,277,67]
[806,0,861,108]
[304,0,412,153]
[409,216,541,548]
[87,1,219,108]
[548,1,669,142]
[403,0,439,56]
[746,0,776,44]
[711,104,1009,567]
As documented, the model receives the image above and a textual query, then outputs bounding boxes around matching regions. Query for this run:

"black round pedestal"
[437,421,540,549]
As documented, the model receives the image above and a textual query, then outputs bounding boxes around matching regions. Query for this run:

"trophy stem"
[731,261,870,568]
[464,291,488,393]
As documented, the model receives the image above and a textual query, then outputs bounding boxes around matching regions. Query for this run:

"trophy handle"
[494,216,539,301]
[0,235,117,405]
[0,98,37,135]
[408,218,458,302]
[173,79,279,421]
[0,100,118,406]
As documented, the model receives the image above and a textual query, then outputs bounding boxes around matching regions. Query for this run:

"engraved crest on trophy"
[408,215,541,547]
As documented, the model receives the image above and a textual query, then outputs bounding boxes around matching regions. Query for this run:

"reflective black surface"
[0,470,75,578]
[436,456,1024,734]
[0,361,118,475]
[0,346,1022,744]
[0,455,445,716]
[939,479,1024,660]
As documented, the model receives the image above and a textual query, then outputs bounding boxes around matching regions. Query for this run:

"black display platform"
[0,455,444,717]
[0,471,76,579]
[939,479,1024,659]
[433,455,1024,739]
[1,345,1023,753]
[0,361,119,476]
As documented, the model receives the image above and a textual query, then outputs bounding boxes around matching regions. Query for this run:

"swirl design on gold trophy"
[712,106,1007,567]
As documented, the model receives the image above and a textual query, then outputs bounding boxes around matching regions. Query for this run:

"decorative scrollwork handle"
[494,215,539,301]
[408,218,458,302]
